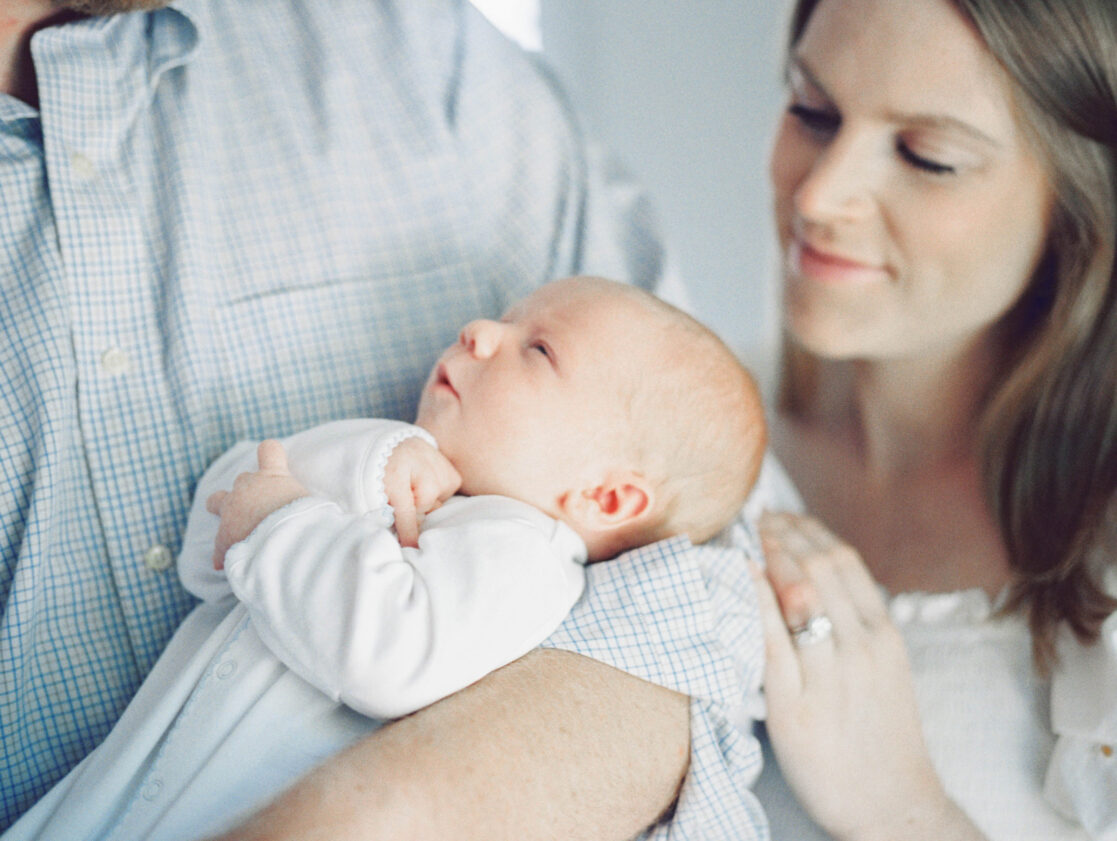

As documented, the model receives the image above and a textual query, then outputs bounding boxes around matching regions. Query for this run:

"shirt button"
[216,660,238,680]
[1102,744,1114,758]
[141,777,163,801]
[143,544,173,572]
[99,346,132,376]
[69,151,97,180]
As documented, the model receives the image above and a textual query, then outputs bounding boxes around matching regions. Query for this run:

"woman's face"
[769,0,1054,362]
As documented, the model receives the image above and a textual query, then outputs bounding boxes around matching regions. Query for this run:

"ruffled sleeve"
[280,417,436,527]
[1044,610,1117,839]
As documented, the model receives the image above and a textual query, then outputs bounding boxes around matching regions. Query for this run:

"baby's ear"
[559,472,655,560]
[584,479,650,522]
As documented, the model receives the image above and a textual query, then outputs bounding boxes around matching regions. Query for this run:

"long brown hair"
[779,0,1117,669]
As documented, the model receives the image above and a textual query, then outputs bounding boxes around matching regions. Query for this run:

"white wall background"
[535,2,791,366]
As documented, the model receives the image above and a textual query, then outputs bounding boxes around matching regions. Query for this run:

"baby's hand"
[383,437,461,548]
[206,440,309,570]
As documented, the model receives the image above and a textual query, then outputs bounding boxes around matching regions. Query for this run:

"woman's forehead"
[797,0,1021,142]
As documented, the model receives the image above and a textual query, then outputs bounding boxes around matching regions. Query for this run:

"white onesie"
[6,419,586,841]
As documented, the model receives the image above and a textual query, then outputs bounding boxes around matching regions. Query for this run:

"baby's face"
[415,279,650,513]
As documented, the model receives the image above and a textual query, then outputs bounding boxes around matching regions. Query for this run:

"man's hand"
[383,437,461,548]
[206,440,310,569]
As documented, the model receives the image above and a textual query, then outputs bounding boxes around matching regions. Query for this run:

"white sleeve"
[176,418,433,603]
[177,439,260,604]
[223,495,587,719]
[278,418,435,520]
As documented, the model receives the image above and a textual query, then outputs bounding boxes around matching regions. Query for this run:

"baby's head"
[416,276,766,560]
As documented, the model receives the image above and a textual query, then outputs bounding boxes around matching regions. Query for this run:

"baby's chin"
[456,472,550,513]
[455,473,495,498]
[411,411,448,449]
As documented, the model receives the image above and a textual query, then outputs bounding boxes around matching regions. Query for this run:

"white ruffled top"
[894,588,1115,841]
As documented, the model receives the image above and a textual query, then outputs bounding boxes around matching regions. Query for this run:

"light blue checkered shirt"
[0,1,765,836]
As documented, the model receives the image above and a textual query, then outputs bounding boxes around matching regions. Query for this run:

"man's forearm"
[212,648,690,841]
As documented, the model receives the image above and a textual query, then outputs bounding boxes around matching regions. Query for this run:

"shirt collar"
[151,3,203,85]
[94,3,202,92]
[0,3,201,124]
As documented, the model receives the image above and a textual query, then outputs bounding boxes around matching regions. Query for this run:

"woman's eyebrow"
[789,53,1002,150]
[882,110,1003,149]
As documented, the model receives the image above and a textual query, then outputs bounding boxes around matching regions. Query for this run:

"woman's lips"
[791,239,888,284]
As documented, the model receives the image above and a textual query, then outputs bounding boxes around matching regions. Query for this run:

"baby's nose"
[459,319,501,358]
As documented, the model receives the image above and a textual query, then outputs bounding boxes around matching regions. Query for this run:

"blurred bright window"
[469,0,542,51]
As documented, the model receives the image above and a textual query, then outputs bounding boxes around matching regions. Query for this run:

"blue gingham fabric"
[543,532,768,840]
[0,1,763,835]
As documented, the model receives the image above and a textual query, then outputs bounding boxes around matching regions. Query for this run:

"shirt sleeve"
[224,495,586,720]
[541,453,803,839]
[541,535,767,840]
[1044,609,1117,838]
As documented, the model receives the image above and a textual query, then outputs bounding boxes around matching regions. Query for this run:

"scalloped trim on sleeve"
[359,424,438,528]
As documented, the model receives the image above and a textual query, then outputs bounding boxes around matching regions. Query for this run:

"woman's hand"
[754,512,983,841]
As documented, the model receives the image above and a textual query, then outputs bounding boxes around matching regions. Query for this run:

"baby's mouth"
[436,364,459,399]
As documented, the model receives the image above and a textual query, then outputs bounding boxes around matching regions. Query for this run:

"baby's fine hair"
[583,278,767,547]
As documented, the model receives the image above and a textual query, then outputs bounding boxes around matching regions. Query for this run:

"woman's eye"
[897,142,956,176]
[789,103,839,137]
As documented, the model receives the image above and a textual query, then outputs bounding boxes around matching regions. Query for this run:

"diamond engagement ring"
[789,614,834,648]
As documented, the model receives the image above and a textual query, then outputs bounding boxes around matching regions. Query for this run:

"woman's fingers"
[759,513,818,629]
[792,516,890,628]
[789,539,867,646]
[759,511,884,645]
[749,560,803,699]
[757,516,842,698]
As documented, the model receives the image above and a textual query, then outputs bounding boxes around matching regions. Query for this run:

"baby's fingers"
[256,439,289,474]
[392,489,420,549]
[206,490,228,516]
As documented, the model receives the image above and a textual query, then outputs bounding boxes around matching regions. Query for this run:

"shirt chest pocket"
[211,264,497,439]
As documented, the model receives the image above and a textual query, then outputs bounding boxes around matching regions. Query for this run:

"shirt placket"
[35,16,196,676]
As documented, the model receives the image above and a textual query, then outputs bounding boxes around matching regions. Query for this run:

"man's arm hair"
[211,648,689,841]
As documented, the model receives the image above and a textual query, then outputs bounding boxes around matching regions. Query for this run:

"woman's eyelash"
[896,142,956,175]
[791,102,957,176]
[788,103,839,134]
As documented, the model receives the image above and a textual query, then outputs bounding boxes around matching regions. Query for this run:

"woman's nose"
[459,319,502,359]
[793,134,877,226]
